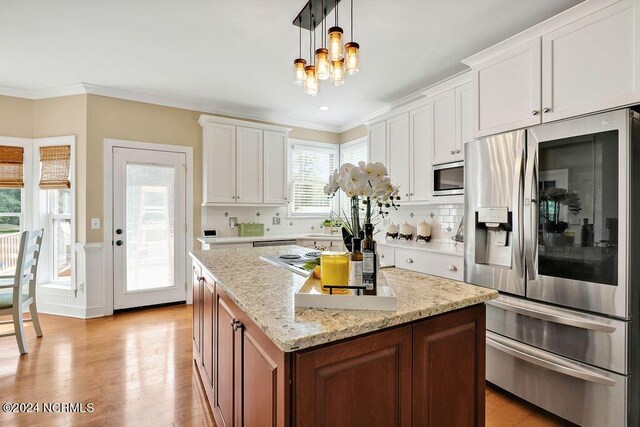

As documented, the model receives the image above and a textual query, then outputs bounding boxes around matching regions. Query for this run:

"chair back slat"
[11,230,44,305]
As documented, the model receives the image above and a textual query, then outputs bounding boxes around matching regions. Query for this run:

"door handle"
[524,148,537,280]
[512,145,525,279]
[487,334,616,386]
[115,240,123,246]
[489,300,617,333]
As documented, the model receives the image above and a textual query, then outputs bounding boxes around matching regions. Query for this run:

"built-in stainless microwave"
[433,161,463,196]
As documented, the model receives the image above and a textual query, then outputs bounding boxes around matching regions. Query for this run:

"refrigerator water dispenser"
[474,207,512,268]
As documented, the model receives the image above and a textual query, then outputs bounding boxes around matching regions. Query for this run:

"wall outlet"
[272,217,281,225]
[91,218,101,230]
[229,217,238,228]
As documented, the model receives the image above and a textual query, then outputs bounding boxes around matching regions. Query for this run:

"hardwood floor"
[1,304,571,426]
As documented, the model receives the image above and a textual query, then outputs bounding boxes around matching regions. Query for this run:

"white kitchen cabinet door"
[202,123,236,204]
[429,89,457,165]
[386,113,411,200]
[456,82,473,155]
[263,130,288,204]
[410,105,431,202]
[542,0,640,123]
[472,38,542,138]
[367,121,387,165]
[236,127,263,204]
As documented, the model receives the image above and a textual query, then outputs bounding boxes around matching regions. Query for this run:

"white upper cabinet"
[367,121,387,165]
[386,113,411,200]
[471,39,542,138]
[263,131,288,204]
[429,88,458,164]
[199,115,290,206]
[410,105,432,202]
[456,82,473,146]
[236,127,263,204]
[464,0,640,138]
[202,123,236,204]
[541,0,640,122]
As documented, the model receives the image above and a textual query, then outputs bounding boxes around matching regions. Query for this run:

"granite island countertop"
[190,245,497,352]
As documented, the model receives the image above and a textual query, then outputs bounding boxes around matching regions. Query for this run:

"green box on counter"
[237,222,264,237]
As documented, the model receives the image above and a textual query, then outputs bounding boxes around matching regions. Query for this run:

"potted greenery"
[322,218,342,235]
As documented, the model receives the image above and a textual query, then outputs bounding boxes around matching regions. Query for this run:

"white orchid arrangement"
[324,161,401,238]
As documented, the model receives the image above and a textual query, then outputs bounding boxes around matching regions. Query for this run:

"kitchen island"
[190,245,497,427]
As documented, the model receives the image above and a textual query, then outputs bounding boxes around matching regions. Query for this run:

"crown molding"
[0,82,341,133]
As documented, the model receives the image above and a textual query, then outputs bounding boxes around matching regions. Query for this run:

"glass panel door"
[125,163,175,291]
[0,188,22,275]
[112,147,186,310]
[537,130,619,286]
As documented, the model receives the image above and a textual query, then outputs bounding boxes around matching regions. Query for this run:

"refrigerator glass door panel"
[487,294,628,374]
[464,131,525,295]
[527,110,630,318]
[487,332,627,427]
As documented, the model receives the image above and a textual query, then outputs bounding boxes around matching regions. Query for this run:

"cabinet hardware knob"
[456,150,461,154]
[448,265,457,272]
[230,319,236,326]
[115,240,123,246]
[532,110,540,116]
[406,258,414,264]
[405,193,410,197]
[116,228,123,235]
[380,254,385,258]
[198,276,205,282]
[450,150,455,155]
[233,321,242,331]
[543,107,551,113]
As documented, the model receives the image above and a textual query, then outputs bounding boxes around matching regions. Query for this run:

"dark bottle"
[581,218,594,247]
[362,223,377,295]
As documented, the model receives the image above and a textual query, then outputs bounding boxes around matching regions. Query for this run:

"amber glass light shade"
[344,42,359,75]
[328,26,344,61]
[293,58,307,86]
[304,65,319,96]
[330,59,345,86]
[315,48,330,81]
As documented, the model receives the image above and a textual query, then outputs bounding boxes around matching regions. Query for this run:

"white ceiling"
[2,0,582,131]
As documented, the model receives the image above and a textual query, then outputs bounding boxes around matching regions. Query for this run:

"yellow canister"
[320,251,349,294]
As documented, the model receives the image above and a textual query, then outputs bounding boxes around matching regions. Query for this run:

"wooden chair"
[0,229,44,354]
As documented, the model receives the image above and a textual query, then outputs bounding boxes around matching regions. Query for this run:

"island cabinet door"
[215,289,238,427]
[192,262,202,361]
[214,284,290,427]
[295,325,413,427]
[202,275,215,390]
[412,305,486,427]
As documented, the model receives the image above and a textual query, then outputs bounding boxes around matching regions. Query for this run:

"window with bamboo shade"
[39,145,71,189]
[0,146,24,188]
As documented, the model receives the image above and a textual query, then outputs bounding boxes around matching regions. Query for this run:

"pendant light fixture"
[304,10,319,96]
[293,17,307,85]
[292,0,360,95]
[344,0,359,75]
[315,0,330,80]
[327,0,344,61]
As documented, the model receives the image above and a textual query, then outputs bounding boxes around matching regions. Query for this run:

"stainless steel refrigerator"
[464,108,640,427]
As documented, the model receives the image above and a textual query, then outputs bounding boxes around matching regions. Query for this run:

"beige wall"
[85,95,343,242]
[339,124,367,144]
[0,95,34,137]
[0,93,359,243]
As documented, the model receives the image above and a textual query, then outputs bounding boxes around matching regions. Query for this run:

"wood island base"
[193,265,486,427]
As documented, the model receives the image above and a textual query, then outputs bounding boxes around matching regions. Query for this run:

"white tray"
[294,271,397,311]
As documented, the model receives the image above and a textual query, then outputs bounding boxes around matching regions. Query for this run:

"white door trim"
[103,138,193,315]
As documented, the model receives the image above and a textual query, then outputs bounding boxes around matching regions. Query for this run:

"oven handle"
[489,299,617,333]
[524,148,538,280]
[487,334,617,386]
[512,145,525,279]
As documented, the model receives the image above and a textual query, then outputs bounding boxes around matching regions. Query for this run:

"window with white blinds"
[339,138,368,215]
[289,141,338,217]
